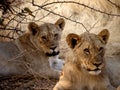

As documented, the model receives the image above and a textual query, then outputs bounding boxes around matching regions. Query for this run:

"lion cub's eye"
[84,48,90,54]
[41,36,47,40]
[54,34,58,39]
[99,47,104,52]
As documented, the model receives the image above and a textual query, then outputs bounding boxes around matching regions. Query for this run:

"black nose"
[93,63,102,67]
[50,46,56,50]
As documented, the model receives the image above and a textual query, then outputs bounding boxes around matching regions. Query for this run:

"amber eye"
[54,34,58,39]
[41,36,47,40]
[84,48,90,54]
[99,47,104,52]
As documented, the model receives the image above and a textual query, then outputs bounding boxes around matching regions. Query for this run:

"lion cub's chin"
[88,70,101,75]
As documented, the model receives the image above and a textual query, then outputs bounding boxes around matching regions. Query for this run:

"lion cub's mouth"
[87,68,101,75]
[46,51,60,57]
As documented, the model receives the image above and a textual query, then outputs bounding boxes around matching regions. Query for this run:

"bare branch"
[32,0,88,32]
[0,34,15,40]
[36,0,120,17]
[107,0,120,8]
[0,27,24,32]
[1,0,120,40]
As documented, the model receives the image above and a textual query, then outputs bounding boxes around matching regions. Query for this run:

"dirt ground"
[0,75,58,90]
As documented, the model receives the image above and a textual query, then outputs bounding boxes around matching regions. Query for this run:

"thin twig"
[107,0,120,8]
[38,1,120,17]
[88,19,100,31]
[0,27,24,32]
[32,0,88,32]
[0,34,15,39]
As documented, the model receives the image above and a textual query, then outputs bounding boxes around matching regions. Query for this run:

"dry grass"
[0,75,57,90]
[0,49,58,90]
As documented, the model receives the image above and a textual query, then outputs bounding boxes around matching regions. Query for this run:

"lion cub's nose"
[93,63,102,67]
[50,46,56,50]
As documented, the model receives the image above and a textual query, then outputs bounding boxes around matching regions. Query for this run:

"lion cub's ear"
[55,18,65,30]
[66,33,81,49]
[28,22,39,35]
[98,29,110,44]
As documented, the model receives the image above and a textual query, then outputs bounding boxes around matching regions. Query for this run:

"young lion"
[54,29,119,90]
[0,18,65,78]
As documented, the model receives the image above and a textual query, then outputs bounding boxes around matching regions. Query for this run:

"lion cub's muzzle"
[46,46,60,57]
[87,62,104,75]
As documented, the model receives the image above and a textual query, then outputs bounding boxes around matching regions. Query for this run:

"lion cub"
[0,18,65,78]
[54,29,118,90]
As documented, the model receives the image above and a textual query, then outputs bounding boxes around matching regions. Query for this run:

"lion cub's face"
[28,18,65,57]
[66,30,109,75]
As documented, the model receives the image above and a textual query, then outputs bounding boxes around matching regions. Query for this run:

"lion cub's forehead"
[80,32,104,48]
[38,23,60,35]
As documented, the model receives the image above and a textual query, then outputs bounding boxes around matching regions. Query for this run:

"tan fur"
[0,18,65,78]
[106,55,120,87]
[54,29,119,90]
